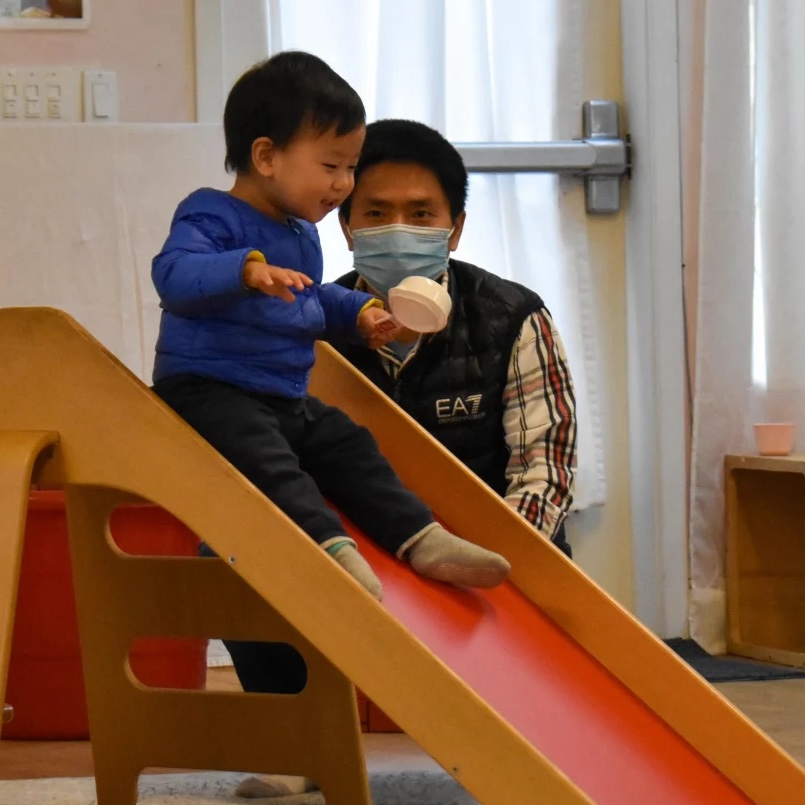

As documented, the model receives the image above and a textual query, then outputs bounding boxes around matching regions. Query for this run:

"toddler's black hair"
[224,51,365,174]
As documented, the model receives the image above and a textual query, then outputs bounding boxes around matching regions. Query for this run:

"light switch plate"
[0,66,81,123]
[82,70,118,122]
[41,66,80,122]
[17,68,40,119]
[0,68,20,120]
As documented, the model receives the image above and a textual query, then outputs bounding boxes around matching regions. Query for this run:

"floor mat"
[0,773,250,805]
[665,638,805,682]
[0,765,477,805]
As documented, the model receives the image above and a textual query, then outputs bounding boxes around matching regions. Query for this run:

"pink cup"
[753,423,796,456]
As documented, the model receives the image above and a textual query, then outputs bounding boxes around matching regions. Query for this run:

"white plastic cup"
[387,276,452,333]
[753,423,796,456]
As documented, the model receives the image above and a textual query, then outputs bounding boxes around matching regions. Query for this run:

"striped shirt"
[358,275,577,541]
[502,308,577,540]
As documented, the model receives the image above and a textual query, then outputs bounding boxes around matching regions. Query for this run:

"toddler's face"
[264,125,365,223]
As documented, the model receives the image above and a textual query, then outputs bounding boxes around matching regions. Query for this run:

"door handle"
[455,100,630,214]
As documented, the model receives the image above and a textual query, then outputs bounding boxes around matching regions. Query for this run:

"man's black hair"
[224,51,365,174]
[340,119,469,221]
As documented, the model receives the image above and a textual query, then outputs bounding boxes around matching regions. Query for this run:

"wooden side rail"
[312,342,805,804]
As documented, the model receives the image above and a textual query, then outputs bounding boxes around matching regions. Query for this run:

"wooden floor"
[0,667,242,780]
[2,669,805,780]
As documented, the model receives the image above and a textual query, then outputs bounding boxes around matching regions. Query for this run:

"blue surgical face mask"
[350,224,452,297]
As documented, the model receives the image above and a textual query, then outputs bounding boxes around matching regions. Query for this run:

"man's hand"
[243,259,313,303]
[357,306,404,349]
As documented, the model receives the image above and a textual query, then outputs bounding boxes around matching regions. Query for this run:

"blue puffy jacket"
[152,189,373,397]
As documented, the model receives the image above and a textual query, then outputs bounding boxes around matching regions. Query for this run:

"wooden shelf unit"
[726,454,805,667]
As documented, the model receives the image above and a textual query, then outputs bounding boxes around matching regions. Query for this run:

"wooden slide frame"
[1,307,803,803]
[0,308,589,804]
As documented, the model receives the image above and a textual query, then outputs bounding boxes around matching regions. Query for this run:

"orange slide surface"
[345,520,750,805]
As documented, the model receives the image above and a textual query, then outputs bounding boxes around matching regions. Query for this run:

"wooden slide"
[0,307,803,804]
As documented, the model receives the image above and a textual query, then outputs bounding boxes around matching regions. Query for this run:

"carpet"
[0,773,251,804]
[0,772,477,805]
[0,735,478,805]
[665,638,805,682]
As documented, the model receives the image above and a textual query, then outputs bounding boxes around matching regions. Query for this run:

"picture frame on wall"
[0,0,89,29]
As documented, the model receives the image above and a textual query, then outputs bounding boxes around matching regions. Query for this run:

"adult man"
[334,119,576,556]
[237,117,577,800]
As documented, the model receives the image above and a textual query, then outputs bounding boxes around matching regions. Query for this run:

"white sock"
[405,524,510,589]
[323,538,383,601]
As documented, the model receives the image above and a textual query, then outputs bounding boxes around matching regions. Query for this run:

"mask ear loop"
[349,224,455,240]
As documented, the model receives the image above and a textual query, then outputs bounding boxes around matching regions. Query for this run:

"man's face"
[341,161,465,250]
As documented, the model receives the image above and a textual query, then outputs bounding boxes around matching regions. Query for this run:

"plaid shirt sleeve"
[502,309,577,541]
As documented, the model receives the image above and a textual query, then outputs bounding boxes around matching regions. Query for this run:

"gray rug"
[0,735,478,805]
[665,638,805,682]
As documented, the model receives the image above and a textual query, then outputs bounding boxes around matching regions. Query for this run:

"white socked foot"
[407,525,510,589]
[235,774,317,798]
[324,539,383,601]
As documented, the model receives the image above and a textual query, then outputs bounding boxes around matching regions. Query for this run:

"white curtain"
[0,125,229,381]
[269,0,605,510]
[685,0,804,652]
[684,0,754,653]
[754,1,805,429]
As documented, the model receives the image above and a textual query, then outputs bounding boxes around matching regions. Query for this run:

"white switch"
[47,83,60,99]
[24,83,38,101]
[91,82,111,118]
[4,84,16,101]
[2,98,17,119]
[82,70,118,122]
[24,99,40,118]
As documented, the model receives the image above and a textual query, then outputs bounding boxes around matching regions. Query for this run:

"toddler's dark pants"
[153,373,433,693]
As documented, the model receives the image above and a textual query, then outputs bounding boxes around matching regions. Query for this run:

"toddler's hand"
[243,260,313,303]
[357,306,404,349]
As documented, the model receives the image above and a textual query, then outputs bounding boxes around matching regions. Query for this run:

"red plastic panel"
[4,492,206,740]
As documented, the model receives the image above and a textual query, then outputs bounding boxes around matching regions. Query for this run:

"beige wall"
[0,0,196,122]
[567,0,634,610]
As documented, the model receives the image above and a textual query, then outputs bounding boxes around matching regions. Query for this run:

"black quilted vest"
[333,260,545,496]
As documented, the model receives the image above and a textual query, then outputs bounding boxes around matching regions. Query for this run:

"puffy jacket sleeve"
[318,282,380,340]
[152,210,255,316]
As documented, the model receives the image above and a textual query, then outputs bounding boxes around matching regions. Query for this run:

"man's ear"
[449,211,467,251]
[339,212,355,251]
[251,137,275,178]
